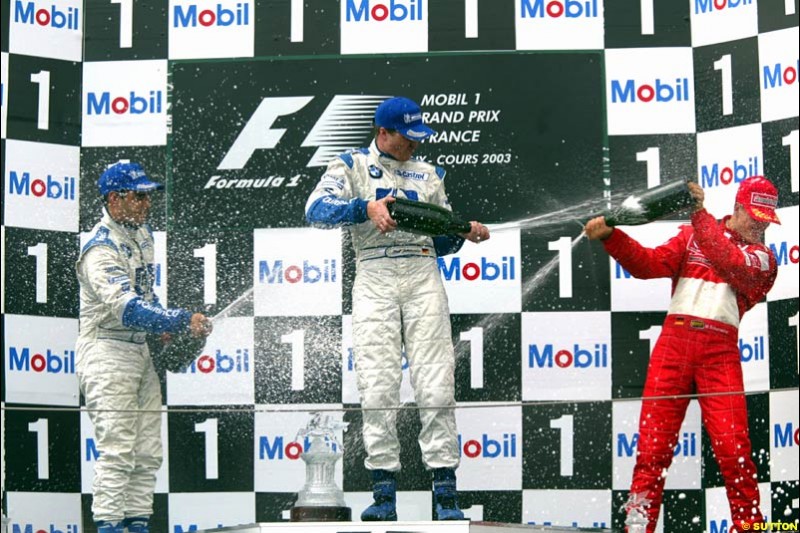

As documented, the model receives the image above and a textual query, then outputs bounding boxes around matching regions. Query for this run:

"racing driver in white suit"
[76,161,212,533]
[305,97,490,521]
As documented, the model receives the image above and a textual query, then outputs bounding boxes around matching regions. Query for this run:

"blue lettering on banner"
[259,259,337,284]
[8,347,76,374]
[610,78,690,103]
[774,422,798,448]
[85,438,100,461]
[769,242,800,266]
[457,433,517,458]
[520,0,598,18]
[528,344,608,368]
[738,337,764,362]
[345,0,423,22]
[12,525,80,533]
[438,256,515,281]
[699,157,759,188]
[763,61,799,89]
[617,432,697,457]
[694,0,752,14]
[14,1,80,29]
[8,171,76,200]
[173,3,250,27]
[87,91,163,115]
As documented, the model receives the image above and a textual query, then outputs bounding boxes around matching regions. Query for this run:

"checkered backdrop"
[2,0,799,531]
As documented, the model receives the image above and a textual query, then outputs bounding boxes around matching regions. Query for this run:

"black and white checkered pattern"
[2,1,798,531]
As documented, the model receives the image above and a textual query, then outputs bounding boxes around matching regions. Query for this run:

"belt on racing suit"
[358,244,436,262]
[664,315,738,341]
[95,327,148,344]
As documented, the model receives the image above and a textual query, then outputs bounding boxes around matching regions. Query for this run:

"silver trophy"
[290,413,352,522]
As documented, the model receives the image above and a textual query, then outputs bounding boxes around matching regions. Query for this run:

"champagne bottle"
[387,197,471,236]
[156,332,207,373]
[604,179,694,227]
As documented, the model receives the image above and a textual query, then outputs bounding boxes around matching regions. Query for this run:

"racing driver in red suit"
[584,176,780,533]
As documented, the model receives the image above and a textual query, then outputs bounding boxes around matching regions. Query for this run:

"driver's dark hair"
[373,125,397,139]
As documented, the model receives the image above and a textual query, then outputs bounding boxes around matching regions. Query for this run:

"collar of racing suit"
[719,214,750,245]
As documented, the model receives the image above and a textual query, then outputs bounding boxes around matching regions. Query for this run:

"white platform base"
[200,521,612,533]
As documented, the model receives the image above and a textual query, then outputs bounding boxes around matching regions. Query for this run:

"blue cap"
[374,97,435,141]
[97,161,164,196]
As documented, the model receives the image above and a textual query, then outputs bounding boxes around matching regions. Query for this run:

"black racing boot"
[361,469,398,521]
[433,467,464,520]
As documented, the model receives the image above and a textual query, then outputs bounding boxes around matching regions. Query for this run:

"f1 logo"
[218,96,314,170]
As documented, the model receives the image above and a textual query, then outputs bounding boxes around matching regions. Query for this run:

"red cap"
[735,176,780,224]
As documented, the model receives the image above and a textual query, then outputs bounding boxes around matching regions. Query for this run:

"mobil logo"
[347,347,408,371]
[8,347,76,374]
[86,90,163,115]
[769,241,800,266]
[8,171,76,201]
[438,256,515,281]
[520,0,598,18]
[185,349,250,374]
[457,433,517,459]
[694,0,752,14]
[699,156,759,188]
[610,78,690,104]
[173,2,250,28]
[774,422,799,448]
[259,258,337,284]
[11,524,79,533]
[528,343,609,369]
[85,437,100,462]
[763,60,798,90]
[739,336,764,362]
[13,1,80,30]
[345,0,423,22]
[259,434,339,460]
[616,431,698,457]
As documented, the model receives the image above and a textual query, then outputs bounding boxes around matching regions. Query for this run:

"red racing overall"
[605,209,777,532]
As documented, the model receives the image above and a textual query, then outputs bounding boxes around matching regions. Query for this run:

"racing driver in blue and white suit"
[305,97,490,521]
[76,161,212,533]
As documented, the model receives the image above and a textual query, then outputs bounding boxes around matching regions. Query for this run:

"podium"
[199,521,612,533]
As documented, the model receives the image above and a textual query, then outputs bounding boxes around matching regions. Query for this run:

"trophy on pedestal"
[290,413,352,522]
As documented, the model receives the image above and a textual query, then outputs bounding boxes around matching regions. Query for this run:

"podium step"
[201,521,612,533]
